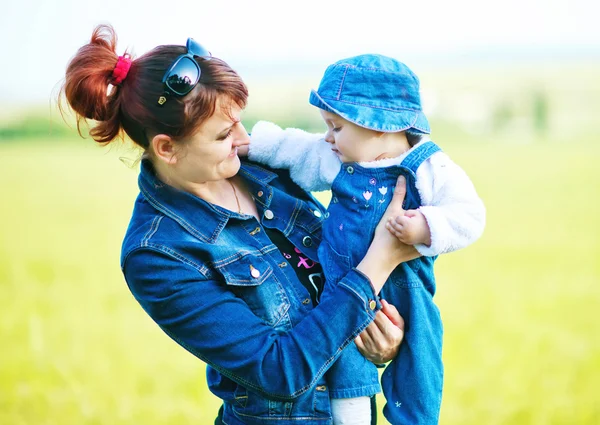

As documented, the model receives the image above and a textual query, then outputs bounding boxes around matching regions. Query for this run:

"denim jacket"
[120,159,382,425]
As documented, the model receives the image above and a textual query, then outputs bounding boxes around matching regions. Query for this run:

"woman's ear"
[151,134,178,165]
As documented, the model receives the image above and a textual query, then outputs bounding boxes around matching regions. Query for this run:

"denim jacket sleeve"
[248,121,341,192]
[122,247,380,401]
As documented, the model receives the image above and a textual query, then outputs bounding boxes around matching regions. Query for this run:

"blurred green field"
[2,62,600,424]
[1,135,598,425]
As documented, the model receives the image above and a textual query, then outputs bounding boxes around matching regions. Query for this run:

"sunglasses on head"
[158,38,211,105]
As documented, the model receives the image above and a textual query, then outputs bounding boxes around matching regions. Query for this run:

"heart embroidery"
[378,186,388,195]
[363,191,372,201]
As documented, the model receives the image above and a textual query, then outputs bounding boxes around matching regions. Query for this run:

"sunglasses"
[158,38,211,105]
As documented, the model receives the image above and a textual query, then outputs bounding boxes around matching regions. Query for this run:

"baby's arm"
[388,152,486,256]
[248,121,341,192]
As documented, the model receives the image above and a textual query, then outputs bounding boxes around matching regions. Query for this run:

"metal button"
[313,210,322,218]
[347,166,354,174]
[316,385,327,392]
[369,300,377,310]
[302,298,310,305]
[250,266,261,278]
[257,191,264,197]
[278,262,288,268]
[302,236,313,247]
[249,227,261,236]
[264,210,274,220]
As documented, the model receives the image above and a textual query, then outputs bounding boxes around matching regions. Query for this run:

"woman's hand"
[357,175,421,293]
[355,299,405,364]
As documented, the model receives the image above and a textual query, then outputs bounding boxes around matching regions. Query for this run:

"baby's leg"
[331,397,371,425]
[380,280,444,424]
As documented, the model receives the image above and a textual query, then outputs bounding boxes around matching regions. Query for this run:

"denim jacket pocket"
[218,255,291,329]
[319,240,352,285]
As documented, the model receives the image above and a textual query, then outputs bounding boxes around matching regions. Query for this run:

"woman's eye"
[217,129,233,141]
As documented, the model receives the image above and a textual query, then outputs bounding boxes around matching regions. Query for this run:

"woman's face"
[174,98,250,184]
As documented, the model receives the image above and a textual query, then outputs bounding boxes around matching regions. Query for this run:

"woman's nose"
[233,124,250,146]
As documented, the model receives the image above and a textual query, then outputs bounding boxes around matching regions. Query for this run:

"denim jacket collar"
[138,159,279,244]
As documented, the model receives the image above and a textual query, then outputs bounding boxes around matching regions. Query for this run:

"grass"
[1,133,598,425]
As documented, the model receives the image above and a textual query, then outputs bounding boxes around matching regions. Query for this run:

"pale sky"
[2,0,599,104]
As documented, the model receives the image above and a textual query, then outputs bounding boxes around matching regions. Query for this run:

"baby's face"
[320,110,389,163]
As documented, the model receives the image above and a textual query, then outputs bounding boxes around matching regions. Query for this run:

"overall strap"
[400,141,442,174]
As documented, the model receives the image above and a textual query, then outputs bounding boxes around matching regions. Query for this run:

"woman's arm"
[358,176,421,293]
[124,252,377,401]
[248,121,340,192]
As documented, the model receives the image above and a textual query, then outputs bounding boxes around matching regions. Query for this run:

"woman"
[61,25,420,425]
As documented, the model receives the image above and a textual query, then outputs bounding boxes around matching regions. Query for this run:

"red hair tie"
[112,55,132,85]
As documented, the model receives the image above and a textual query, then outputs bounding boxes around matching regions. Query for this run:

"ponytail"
[61,24,131,144]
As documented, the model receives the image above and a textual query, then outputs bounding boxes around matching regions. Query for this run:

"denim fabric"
[309,54,430,134]
[321,141,444,424]
[121,159,383,425]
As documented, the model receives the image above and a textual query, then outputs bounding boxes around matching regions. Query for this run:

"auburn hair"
[60,25,248,149]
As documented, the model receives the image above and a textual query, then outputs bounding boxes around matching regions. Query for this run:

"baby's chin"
[334,150,361,163]
[343,154,383,164]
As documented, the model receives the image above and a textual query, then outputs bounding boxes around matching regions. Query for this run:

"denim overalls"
[121,159,383,425]
[321,141,444,424]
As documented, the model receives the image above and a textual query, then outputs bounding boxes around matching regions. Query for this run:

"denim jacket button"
[250,266,261,278]
[257,191,264,197]
[302,236,313,247]
[302,298,310,305]
[264,210,274,220]
[316,385,327,391]
[347,166,354,174]
[313,210,322,218]
[369,300,377,310]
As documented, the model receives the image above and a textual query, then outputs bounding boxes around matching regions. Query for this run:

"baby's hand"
[387,209,431,246]
[237,145,249,157]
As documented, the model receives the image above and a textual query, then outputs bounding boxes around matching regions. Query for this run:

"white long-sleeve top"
[249,121,486,257]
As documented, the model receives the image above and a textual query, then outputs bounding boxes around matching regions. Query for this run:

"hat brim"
[309,90,430,134]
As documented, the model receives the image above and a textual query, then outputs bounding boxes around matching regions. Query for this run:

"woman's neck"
[186,179,234,207]
[153,162,229,205]
[154,164,259,218]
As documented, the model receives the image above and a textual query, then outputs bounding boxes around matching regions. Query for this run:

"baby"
[247,54,486,424]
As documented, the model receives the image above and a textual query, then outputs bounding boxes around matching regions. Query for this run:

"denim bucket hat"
[309,54,430,134]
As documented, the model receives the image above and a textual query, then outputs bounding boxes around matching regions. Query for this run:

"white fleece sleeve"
[413,152,486,256]
[248,121,341,192]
